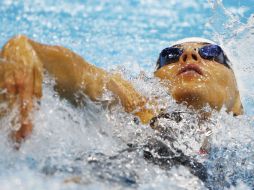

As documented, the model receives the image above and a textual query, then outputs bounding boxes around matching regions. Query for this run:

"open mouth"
[177,64,203,76]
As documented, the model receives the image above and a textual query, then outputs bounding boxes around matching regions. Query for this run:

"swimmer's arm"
[106,73,156,123]
[28,39,155,123]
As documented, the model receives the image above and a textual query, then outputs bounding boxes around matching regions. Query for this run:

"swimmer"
[0,35,243,143]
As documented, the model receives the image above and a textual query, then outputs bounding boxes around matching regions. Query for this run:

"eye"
[157,47,183,69]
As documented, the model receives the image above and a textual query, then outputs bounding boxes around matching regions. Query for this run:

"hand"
[0,59,40,144]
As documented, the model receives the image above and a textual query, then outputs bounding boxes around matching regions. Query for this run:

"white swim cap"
[172,37,217,46]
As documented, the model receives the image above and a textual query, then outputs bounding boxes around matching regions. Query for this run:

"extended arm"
[0,35,156,143]
[27,39,154,122]
[27,37,156,123]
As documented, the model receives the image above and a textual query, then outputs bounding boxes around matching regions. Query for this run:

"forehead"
[172,42,211,49]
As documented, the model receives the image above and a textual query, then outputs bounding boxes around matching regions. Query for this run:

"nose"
[179,48,201,64]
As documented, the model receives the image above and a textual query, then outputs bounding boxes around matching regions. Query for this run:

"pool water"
[0,0,254,189]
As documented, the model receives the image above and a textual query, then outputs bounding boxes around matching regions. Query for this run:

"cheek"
[154,64,178,81]
[208,65,234,87]
[206,64,237,100]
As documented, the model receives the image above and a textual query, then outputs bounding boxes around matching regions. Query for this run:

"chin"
[171,84,210,109]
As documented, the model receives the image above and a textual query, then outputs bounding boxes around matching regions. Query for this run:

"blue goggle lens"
[198,45,230,69]
[157,47,183,69]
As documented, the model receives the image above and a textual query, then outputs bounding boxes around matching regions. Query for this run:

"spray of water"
[0,0,254,190]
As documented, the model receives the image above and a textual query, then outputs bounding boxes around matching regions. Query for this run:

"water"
[0,0,254,189]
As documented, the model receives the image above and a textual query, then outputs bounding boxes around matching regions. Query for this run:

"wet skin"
[0,36,243,142]
[154,42,243,115]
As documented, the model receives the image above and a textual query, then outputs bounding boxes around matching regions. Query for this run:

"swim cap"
[171,37,217,46]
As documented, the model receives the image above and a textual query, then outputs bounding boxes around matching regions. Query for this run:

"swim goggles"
[156,44,231,70]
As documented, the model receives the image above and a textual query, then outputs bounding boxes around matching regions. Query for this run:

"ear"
[231,92,244,116]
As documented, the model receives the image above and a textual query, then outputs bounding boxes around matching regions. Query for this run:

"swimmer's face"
[154,42,243,115]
